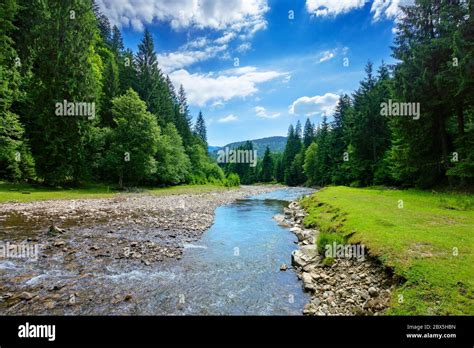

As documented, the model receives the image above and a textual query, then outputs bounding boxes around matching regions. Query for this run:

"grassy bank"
[300,187,474,315]
[0,182,236,203]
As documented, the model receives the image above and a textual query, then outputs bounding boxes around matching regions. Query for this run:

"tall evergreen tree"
[136,29,173,127]
[194,111,207,145]
[0,0,35,181]
[25,0,102,184]
[176,85,194,147]
[260,146,273,182]
[282,124,302,185]
[303,118,314,148]
[390,0,473,187]
[110,25,124,57]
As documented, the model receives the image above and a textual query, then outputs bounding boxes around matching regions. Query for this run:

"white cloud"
[255,106,281,119]
[319,50,335,62]
[306,0,366,17]
[215,32,236,44]
[371,0,414,21]
[218,114,238,123]
[236,42,252,53]
[157,43,228,73]
[96,0,269,33]
[289,93,339,116]
[211,100,225,108]
[169,67,287,106]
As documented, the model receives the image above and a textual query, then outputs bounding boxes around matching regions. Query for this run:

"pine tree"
[390,0,472,187]
[176,85,193,147]
[119,48,138,94]
[303,118,314,148]
[295,120,302,139]
[194,111,207,145]
[24,0,102,184]
[110,25,124,57]
[283,124,302,186]
[328,94,351,184]
[92,1,111,44]
[260,146,273,182]
[136,29,173,127]
[0,0,36,181]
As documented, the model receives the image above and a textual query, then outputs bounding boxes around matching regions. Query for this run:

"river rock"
[368,287,379,297]
[273,214,285,223]
[48,224,65,236]
[302,272,315,291]
[280,264,288,271]
[300,245,318,259]
[20,292,34,300]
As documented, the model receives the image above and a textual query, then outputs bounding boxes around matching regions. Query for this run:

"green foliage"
[317,232,345,256]
[102,89,159,187]
[0,0,35,182]
[154,123,191,185]
[260,146,273,182]
[224,173,240,187]
[194,111,207,145]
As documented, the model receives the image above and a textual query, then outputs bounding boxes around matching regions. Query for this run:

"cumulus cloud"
[96,0,269,33]
[157,43,228,73]
[306,0,366,17]
[255,106,281,119]
[289,93,339,116]
[218,114,238,123]
[169,67,288,106]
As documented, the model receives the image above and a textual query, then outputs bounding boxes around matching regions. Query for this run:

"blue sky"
[98,0,412,146]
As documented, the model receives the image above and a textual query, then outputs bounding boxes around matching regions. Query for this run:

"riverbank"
[0,185,281,314]
[281,200,394,316]
[297,187,474,315]
[0,182,241,203]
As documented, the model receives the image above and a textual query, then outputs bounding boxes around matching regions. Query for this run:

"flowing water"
[128,187,315,315]
[1,187,314,315]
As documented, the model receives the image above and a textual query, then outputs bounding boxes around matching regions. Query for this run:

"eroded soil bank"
[278,201,396,315]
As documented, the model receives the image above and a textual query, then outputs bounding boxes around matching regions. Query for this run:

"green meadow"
[300,187,474,315]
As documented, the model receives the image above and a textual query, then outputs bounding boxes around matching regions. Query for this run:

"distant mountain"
[209,136,287,158]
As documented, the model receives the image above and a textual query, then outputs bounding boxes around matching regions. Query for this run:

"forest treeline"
[1,0,473,190]
[229,0,473,189]
[0,0,229,188]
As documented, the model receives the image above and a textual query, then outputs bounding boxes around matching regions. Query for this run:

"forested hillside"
[0,0,228,188]
[227,0,473,189]
[1,0,472,191]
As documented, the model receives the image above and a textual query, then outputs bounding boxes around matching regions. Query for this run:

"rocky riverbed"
[277,201,396,316]
[0,185,281,315]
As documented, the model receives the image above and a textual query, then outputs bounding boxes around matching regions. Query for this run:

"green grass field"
[300,187,474,315]
[0,182,235,203]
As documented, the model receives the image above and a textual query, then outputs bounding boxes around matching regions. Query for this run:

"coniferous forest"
[1,0,227,188]
[1,0,473,190]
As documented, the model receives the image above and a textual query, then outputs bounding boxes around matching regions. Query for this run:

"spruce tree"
[25,0,102,184]
[303,118,314,148]
[260,146,273,182]
[194,111,207,145]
